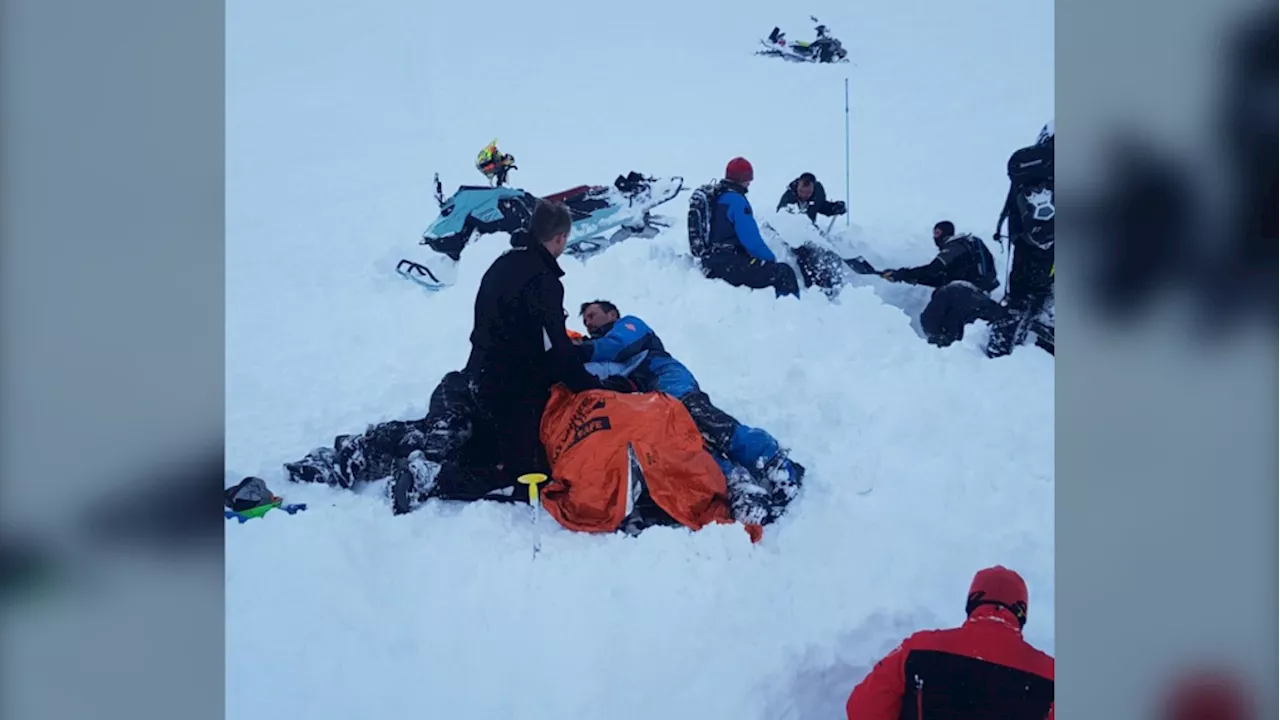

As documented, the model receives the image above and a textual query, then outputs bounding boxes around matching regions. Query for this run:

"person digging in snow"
[879,220,1007,347]
[776,172,846,223]
[690,157,802,297]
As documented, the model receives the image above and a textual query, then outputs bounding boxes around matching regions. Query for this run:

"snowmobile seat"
[542,185,598,204]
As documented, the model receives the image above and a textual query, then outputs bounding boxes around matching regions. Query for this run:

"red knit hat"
[725,157,754,183]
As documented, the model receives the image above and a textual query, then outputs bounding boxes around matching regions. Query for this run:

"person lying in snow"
[277,352,781,539]
[576,299,804,523]
[878,221,1007,347]
[776,172,846,224]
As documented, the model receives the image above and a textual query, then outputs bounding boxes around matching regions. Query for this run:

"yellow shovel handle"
[517,473,549,505]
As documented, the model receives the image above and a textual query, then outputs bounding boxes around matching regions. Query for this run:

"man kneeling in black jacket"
[881,221,1007,347]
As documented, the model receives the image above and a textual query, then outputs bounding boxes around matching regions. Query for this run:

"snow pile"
[226,0,1053,716]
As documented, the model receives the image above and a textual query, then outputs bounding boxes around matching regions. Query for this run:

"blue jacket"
[707,182,776,262]
[582,315,698,398]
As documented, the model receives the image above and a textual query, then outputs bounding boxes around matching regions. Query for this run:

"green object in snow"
[235,499,282,519]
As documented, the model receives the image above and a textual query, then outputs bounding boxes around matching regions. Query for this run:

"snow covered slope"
[226,0,1054,717]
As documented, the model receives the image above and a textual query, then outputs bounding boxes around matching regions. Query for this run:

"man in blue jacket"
[576,300,805,520]
[697,157,802,297]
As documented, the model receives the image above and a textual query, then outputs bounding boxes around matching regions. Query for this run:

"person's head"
[528,198,573,257]
[965,565,1029,629]
[794,172,817,201]
[579,300,620,337]
[932,220,956,246]
[725,157,754,188]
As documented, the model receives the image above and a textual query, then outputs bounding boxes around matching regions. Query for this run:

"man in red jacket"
[845,566,1054,719]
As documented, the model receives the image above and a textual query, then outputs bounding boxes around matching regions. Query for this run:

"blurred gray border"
[1059,0,1277,717]
[1,1,224,719]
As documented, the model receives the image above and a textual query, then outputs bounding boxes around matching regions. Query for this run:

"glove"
[601,376,639,393]
[830,201,847,215]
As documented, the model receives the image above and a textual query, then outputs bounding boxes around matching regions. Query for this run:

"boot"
[390,450,442,516]
[284,447,352,488]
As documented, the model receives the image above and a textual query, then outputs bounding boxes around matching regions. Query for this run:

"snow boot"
[718,458,772,526]
[763,452,805,510]
[389,450,442,516]
[285,447,353,488]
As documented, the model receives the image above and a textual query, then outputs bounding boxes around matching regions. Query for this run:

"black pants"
[701,253,801,297]
[792,244,847,294]
[987,242,1054,357]
[285,370,527,502]
[919,281,1008,347]
[680,391,739,457]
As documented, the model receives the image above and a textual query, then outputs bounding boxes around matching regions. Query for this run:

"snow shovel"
[844,256,880,275]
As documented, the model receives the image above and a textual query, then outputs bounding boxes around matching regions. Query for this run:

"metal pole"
[844,77,850,226]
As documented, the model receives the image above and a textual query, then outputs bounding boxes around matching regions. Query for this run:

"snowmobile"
[756,17,849,64]
[395,172,685,291]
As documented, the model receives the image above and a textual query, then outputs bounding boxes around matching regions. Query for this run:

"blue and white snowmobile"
[395,172,684,291]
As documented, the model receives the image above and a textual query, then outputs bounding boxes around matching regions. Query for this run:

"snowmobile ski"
[395,258,448,291]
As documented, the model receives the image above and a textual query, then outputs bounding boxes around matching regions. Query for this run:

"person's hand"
[830,201,847,215]
[601,376,639,393]
[881,270,896,281]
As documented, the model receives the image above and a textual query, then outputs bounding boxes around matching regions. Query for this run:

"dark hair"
[933,220,956,237]
[797,172,816,184]
[528,198,572,244]
[579,299,619,317]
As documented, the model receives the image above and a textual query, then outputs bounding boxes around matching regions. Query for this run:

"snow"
[226,0,1054,716]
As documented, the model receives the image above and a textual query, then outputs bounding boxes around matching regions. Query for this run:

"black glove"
[830,201,847,215]
[601,376,639,393]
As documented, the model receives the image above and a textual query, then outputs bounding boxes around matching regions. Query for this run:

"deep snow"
[226,0,1054,717]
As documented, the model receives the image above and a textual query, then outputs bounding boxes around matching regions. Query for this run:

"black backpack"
[963,233,1000,293]
[1007,142,1055,251]
[687,182,720,258]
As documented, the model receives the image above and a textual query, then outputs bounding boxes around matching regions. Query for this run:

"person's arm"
[884,258,947,287]
[812,183,845,216]
[588,316,654,364]
[776,186,798,211]
[723,194,777,262]
[845,640,909,720]
[529,276,604,393]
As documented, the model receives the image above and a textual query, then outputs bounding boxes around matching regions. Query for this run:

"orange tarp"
[538,385,746,537]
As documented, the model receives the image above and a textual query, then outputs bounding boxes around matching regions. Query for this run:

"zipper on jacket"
[914,675,924,719]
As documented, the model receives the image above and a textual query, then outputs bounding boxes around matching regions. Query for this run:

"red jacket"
[846,606,1054,720]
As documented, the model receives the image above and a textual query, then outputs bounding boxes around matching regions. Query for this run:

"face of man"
[581,304,619,336]
[544,230,569,257]
[796,180,814,201]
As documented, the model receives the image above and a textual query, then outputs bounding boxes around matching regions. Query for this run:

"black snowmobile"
[757,17,849,64]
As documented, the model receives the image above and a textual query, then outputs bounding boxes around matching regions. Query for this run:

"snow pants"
[283,370,528,502]
[701,252,801,298]
[919,281,1008,347]
[987,242,1054,357]
[792,244,848,295]
[680,391,783,479]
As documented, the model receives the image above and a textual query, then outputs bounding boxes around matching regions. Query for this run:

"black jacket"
[777,179,842,222]
[889,234,999,293]
[464,243,602,396]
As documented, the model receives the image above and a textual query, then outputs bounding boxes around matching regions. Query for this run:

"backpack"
[1007,142,1055,251]
[687,182,720,258]
[962,233,1000,293]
